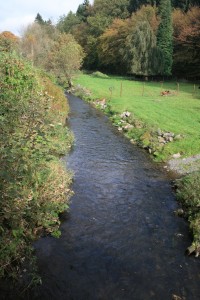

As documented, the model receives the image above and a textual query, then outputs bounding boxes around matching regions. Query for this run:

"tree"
[48,33,84,87]
[172,7,200,77]
[0,31,19,52]
[57,11,81,33]
[191,0,200,5]
[20,23,55,67]
[128,0,157,13]
[124,20,162,76]
[157,0,173,76]
[35,13,45,25]
[79,0,131,69]
[98,5,160,75]
[98,18,129,73]
[87,14,113,37]
[76,0,91,21]
[93,0,130,19]
[172,0,200,11]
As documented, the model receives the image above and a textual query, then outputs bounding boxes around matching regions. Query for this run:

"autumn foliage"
[0,31,19,52]
[173,7,200,77]
[56,1,200,78]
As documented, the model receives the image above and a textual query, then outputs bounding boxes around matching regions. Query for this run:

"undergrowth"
[91,71,109,79]
[176,172,200,257]
[0,52,73,281]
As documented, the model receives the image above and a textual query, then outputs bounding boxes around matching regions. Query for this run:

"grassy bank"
[75,73,200,161]
[74,72,200,256]
[0,52,73,280]
[176,173,200,256]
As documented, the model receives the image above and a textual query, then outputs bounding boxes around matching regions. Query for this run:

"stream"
[4,94,200,299]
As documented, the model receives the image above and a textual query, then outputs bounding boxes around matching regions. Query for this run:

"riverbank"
[74,73,200,162]
[72,73,200,256]
[0,52,73,281]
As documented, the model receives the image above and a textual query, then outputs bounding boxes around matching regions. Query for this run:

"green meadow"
[75,73,200,161]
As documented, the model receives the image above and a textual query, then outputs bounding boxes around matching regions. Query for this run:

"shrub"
[92,71,109,78]
[176,172,200,256]
[0,52,73,279]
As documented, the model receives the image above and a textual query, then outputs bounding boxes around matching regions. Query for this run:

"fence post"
[177,82,180,95]
[120,82,123,97]
[142,82,145,96]
[160,81,163,94]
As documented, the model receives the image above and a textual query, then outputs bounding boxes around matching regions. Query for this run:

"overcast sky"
[0,0,88,36]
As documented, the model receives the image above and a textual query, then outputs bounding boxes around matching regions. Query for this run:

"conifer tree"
[76,0,90,22]
[35,13,45,25]
[157,0,173,75]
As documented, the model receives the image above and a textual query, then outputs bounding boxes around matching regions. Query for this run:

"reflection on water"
[3,94,200,300]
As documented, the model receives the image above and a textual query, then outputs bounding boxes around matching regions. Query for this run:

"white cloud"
[0,0,89,35]
[0,15,35,36]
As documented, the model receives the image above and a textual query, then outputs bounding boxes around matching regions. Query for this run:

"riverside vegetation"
[0,51,73,281]
[74,72,200,256]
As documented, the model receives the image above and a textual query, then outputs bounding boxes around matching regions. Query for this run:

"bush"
[92,71,109,78]
[0,52,73,279]
[176,172,200,256]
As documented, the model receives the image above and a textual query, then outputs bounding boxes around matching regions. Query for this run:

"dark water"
[2,94,200,299]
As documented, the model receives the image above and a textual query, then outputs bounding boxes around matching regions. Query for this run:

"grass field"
[75,73,200,161]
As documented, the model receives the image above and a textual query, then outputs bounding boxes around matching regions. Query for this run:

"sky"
[0,0,87,36]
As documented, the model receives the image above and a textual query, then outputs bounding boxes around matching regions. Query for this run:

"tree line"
[0,23,84,88]
[57,0,200,78]
[1,0,199,79]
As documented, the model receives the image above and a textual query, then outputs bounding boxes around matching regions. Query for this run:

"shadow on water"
[2,94,200,299]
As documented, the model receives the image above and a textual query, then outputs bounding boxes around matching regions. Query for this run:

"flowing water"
[2,94,200,299]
